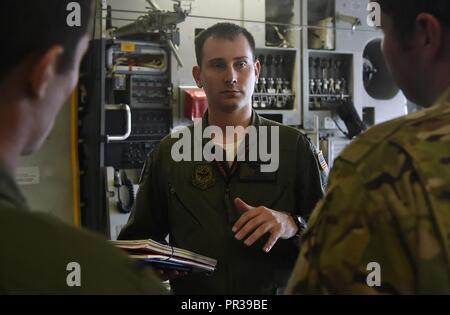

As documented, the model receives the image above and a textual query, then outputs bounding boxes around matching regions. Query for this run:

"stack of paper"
[111,239,217,273]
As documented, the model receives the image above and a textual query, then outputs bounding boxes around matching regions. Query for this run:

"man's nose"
[224,66,237,85]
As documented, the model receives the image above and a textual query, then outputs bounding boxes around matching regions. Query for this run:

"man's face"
[380,12,425,105]
[25,35,90,154]
[193,34,260,113]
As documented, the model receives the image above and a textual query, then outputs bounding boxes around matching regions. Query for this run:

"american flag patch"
[317,150,329,173]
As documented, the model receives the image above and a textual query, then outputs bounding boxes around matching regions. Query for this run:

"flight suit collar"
[198,109,265,151]
[200,108,262,127]
[197,109,264,160]
[199,108,262,145]
[0,160,29,211]
[195,110,274,180]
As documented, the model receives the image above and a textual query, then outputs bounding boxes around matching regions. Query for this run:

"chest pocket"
[237,164,290,213]
[167,182,227,261]
[168,183,203,228]
[167,183,208,251]
[167,179,229,231]
[239,163,278,182]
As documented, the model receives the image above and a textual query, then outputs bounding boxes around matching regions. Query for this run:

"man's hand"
[232,197,299,253]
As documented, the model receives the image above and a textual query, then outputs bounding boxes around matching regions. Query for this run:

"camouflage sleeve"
[286,143,450,294]
[118,144,169,241]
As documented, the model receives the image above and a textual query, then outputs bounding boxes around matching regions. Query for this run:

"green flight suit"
[286,87,450,294]
[119,110,324,294]
[0,161,167,294]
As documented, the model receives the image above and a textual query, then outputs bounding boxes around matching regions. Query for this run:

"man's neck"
[0,132,21,175]
[207,105,252,131]
[431,76,450,106]
[0,63,38,175]
[207,106,252,144]
[0,99,26,175]
[423,61,450,106]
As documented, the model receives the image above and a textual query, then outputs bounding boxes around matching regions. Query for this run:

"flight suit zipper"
[168,183,203,227]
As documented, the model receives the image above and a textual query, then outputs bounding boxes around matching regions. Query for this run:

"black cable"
[114,170,135,214]
[331,116,349,137]
[335,100,367,139]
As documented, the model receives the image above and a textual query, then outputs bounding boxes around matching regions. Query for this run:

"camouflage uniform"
[0,161,167,294]
[286,87,450,294]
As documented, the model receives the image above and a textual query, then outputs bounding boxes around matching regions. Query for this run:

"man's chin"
[217,101,248,113]
[403,90,430,108]
[221,105,240,113]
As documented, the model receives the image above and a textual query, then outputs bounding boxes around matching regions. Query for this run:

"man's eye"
[236,62,248,69]
[213,63,225,69]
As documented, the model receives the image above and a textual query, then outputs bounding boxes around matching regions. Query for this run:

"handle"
[105,104,132,142]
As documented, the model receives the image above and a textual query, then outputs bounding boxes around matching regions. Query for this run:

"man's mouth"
[221,90,241,97]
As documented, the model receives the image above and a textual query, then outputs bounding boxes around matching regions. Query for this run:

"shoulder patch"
[317,150,329,174]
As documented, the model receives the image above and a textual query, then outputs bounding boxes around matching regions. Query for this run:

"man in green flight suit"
[0,0,166,294]
[287,0,450,294]
[119,23,325,294]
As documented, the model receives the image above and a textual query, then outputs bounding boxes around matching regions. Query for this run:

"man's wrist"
[288,213,307,238]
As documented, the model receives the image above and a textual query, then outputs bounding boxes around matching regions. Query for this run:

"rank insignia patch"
[192,165,216,190]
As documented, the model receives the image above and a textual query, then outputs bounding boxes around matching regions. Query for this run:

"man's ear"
[254,59,261,80]
[192,65,202,88]
[29,45,64,99]
[415,13,444,61]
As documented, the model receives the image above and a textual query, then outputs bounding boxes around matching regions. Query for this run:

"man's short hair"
[374,0,450,41]
[194,23,256,66]
[0,0,94,83]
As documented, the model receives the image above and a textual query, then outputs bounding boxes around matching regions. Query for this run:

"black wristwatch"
[289,213,308,236]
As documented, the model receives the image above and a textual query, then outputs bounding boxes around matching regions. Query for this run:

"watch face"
[294,215,307,231]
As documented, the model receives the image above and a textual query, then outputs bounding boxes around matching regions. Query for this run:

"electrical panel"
[129,75,171,108]
[104,108,171,169]
[104,40,172,170]
[78,37,173,233]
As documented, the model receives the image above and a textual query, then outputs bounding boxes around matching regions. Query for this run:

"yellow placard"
[120,42,136,52]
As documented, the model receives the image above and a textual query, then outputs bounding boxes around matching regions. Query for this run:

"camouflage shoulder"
[337,115,405,165]
[333,102,450,169]
[391,105,450,144]
[334,110,444,181]
[337,105,450,167]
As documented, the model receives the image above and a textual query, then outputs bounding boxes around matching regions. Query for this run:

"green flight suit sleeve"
[295,135,325,219]
[0,207,169,294]
[118,144,169,241]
